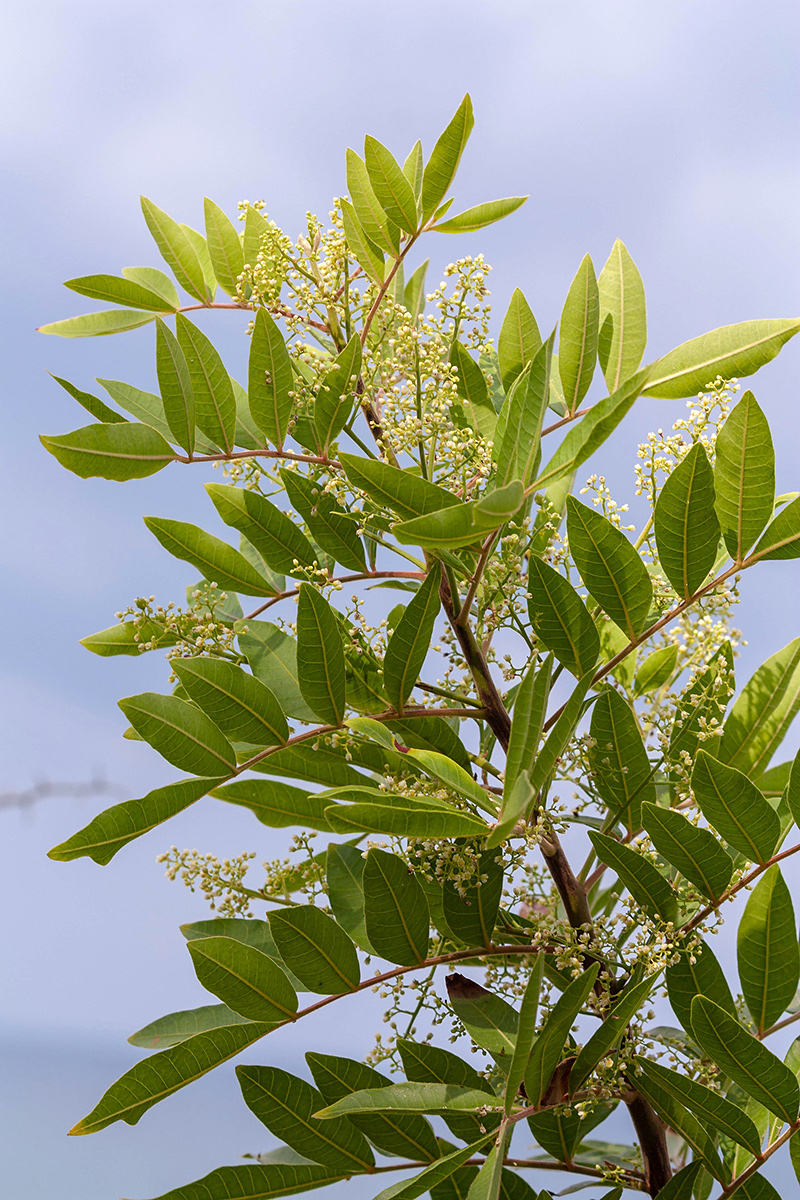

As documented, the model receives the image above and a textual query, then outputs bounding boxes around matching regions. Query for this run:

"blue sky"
[1,1,799,1196]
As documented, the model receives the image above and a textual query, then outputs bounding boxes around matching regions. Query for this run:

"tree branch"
[543,561,742,734]
[242,571,426,620]
[438,564,512,751]
[681,838,800,939]
[625,1089,673,1197]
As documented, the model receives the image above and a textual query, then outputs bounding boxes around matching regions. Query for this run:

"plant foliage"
[41,96,800,1199]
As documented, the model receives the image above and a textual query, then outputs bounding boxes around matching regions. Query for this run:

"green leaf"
[738,865,799,1033]
[326,843,372,953]
[188,935,297,1022]
[38,309,157,337]
[64,273,177,312]
[339,452,460,520]
[69,1021,270,1134]
[316,1081,498,1119]
[650,1164,702,1200]
[403,749,491,812]
[249,309,294,449]
[144,516,277,597]
[155,318,195,454]
[654,444,721,598]
[692,750,780,863]
[327,800,485,839]
[306,1052,439,1161]
[48,776,216,865]
[267,906,359,995]
[597,240,647,392]
[296,584,346,725]
[487,770,534,850]
[737,1176,782,1200]
[41,422,174,481]
[80,619,176,657]
[403,140,423,197]
[570,974,657,1094]
[370,1136,494,1200]
[445,974,518,1068]
[280,469,366,572]
[341,200,385,284]
[394,484,523,551]
[751,495,800,561]
[128,1003,253,1049]
[364,135,418,234]
[173,657,288,746]
[529,672,594,798]
[212,779,339,833]
[363,848,429,965]
[566,496,652,639]
[641,803,732,902]
[96,377,174,444]
[450,341,496,440]
[690,997,799,1123]
[386,715,471,773]
[588,832,678,923]
[122,266,180,309]
[314,333,362,451]
[786,749,800,829]
[242,205,270,268]
[403,258,429,322]
[421,95,474,220]
[588,689,654,832]
[442,850,503,949]
[631,1065,727,1181]
[238,620,317,721]
[504,956,544,1113]
[203,197,245,297]
[137,1162,352,1200]
[634,1056,761,1157]
[383,568,441,711]
[534,368,651,491]
[634,644,678,696]
[505,655,553,795]
[398,1039,498,1147]
[206,483,317,576]
[498,288,542,392]
[48,373,127,424]
[119,692,236,775]
[559,255,599,413]
[524,965,601,1106]
[345,149,401,256]
[140,196,209,302]
[666,938,736,1030]
[249,743,364,788]
[434,197,528,234]
[527,558,600,678]
[237,1065,374,1171]
[175,314,237,453]
[714,391,775,561]
[643,319,800,398]
[181,917,288,959]
[719,637,800,776]
[495,336,554,488]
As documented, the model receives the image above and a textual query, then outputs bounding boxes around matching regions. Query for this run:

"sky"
[1,1,799,1197]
